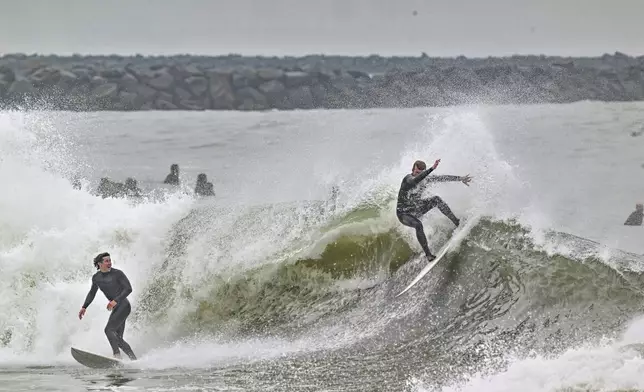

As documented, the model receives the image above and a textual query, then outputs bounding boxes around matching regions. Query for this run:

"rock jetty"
[1,52,643,111]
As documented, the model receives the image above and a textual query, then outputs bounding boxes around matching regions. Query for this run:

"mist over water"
[0,102,643,391]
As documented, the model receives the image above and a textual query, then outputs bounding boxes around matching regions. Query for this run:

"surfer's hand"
[78,308,86,320]
[432,159,440,170]
[460,174,472,186]
[107,300,117,311]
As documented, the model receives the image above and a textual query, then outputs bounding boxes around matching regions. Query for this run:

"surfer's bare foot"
[426,254,436,262]
[113,353,122,360]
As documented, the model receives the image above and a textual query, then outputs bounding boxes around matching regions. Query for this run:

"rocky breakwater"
[1,53,644,111]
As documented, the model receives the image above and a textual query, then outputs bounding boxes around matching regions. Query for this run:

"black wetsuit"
[82,268,137,360]
[164,173,179,185]
[396,169,461,259]
[624,210,643,226]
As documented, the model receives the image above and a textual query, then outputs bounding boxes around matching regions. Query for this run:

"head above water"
[170,164,179,175]
[124,177,137,189]
[93,252,112,271]
[637,203,643,212]
[411,160,426,176]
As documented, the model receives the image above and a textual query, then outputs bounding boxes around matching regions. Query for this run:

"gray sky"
[2,0,644,57]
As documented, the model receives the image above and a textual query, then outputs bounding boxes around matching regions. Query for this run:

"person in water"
[164,164,180,185]
[78,252,137,361]
[624,203,643,226]
[194,173,215,196]
[396,159,472,261]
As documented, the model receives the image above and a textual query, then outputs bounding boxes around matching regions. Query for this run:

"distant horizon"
[1,50,642,59]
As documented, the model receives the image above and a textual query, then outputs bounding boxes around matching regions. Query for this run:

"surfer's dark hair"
[93,252,110,269]
[413,160,426,171]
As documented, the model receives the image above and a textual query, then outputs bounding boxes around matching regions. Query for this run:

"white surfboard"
[396,216,479,297]
[71,347,124,369]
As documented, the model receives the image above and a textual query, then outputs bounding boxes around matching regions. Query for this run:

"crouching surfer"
[396,159,472,261]
[624,203,643,226]
[78,252,137,361]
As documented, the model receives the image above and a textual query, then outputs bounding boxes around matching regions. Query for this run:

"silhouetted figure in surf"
[396,159,472,261]
[205,182,215,195]
[78,252,137,361]
[624,203,643,226]
[123,177,142,198]
[97,177,123,198]
[164,164,180,185]
[194,173,215,196]
[96,177,142,199]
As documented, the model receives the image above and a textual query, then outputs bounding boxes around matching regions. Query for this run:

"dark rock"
[71,67,93,81]
[8,78,36,96]
[120,72,139,89]
[310,84,327,106]
[147,70,174,91]
[169,64,203,81]
[124,83,157,102]
[346,70,370,80]
[2,52,644,111]
[157,91,173,103]
[29,67,60,87]
[232,68,260,89]
[57,70,79,90]
[258,79,286,101]
[178,98,207,110]
[257,68,284,81]
[285,86,314,109]
[235,86,268,110]
[119,91,145,110]
[92,83,118,99]
[100,68,125,79]
[90,76,107,88]
[0,65,16,84]
[156,99,177,110]
[174,87,192,102]
[0,80,9,97]
[283,71,311,88]
[207,69,235,110]
[184,76,208,97]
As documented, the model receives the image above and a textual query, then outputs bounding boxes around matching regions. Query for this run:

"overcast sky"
[2,0,643,57]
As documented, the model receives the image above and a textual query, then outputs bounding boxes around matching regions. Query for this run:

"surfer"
[396,159,471,261]
[624,203,643,226]
[78,252,138,361]
[163,163,180,185]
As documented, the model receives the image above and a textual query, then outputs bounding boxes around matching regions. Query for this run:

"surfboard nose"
[71,347,124,369]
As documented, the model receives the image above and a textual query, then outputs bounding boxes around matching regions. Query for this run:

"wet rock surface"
[1,52,644,111]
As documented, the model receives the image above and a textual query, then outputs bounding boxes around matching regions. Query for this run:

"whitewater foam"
[1,104,642,392]
[0,111,196,362]
[412,315,644,392]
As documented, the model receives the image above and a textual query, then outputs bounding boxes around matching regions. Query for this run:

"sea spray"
[0,106,642,392]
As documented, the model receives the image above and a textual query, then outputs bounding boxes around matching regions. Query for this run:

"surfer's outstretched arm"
[113,270,132,303]
[82,279,98,309]
[404,167,436,186]
[428,174,472,186]
[427,175,461,182]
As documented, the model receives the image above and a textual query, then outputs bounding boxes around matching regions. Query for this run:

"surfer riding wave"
[78,252,137,361]
[396,159,472,261]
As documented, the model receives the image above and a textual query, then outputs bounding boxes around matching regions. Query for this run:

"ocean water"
[0,101,643,391]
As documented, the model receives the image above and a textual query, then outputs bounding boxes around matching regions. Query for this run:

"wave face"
[1,103,644,391]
